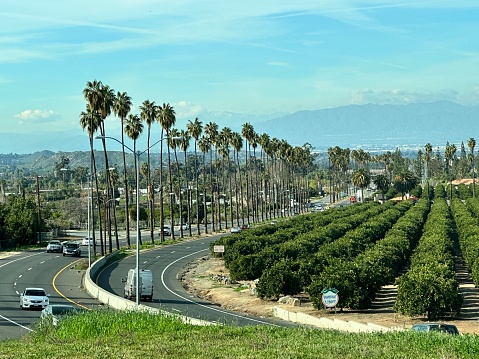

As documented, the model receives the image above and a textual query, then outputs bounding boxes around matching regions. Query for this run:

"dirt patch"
[180,255,479,335]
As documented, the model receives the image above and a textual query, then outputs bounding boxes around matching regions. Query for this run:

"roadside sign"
[321,288,339,308]
[213,245,225,253]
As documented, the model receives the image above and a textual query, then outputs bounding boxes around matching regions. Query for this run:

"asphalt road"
[0,246,101,340]
[96,233,297,327]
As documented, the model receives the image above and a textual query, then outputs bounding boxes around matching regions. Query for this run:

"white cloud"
[14,109,60,125]
[349,88,464,105]
[175,101,204,119]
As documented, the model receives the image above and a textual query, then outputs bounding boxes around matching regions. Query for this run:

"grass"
[2,310,479,359]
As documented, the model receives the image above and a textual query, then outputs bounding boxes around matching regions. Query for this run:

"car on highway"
[81,237,97,246]
[176,223,189,231]
[160,225,171,236]
[411,323,459,335]
[230,226,242,234]
[20,287,49,310]
[46,240,63,253]
[241,224,250,230]
[63,242,82,257]
[40,304,84,326]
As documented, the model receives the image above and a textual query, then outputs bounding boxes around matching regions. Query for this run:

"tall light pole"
[96,135,180,306]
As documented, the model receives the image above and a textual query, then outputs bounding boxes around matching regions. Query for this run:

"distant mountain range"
[254,100,479,152]
[1,101,478,156]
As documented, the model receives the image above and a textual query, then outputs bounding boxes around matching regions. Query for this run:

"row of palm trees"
[79,80,316,255]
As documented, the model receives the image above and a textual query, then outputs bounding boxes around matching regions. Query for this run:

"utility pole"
[36,175,41,244]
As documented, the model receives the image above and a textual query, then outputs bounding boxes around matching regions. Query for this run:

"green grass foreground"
[2,310,479,359]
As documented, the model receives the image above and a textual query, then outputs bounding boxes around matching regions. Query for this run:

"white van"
[122,269,153,302]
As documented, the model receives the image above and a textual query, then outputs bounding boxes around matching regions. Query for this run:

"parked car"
[20,287,49,310]
[40,304,83,326]
[240,224,250,230]
[46,240,63,253]
[230,226,242,234]
[63,242,82,257]
[411,323,460,335]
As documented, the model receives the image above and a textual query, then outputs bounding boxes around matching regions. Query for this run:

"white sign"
[321,288,339,308]
[213,245,225,253]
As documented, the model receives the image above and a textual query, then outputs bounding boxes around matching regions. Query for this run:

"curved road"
[97,234,297,327]
[0,247,101,340]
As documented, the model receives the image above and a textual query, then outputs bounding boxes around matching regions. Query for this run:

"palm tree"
[168,128,183,237]
[198,136,211,233]
[230,132,243,226]
[468,138,476,198]
[352,168,371,203]
[124,114,144,244]
[219,127,233,228]
[157,103,176,241]
[113,91,133,248]
[79,105,101,256]
[83,80,112,255]
[445,142,457,200]
[424,143,433,196]
[204,122,219,231]
[241,123,255,223]
[393,170,418,200]
[179,129,192,236]
[140,99,158,244]
[373,174,390,196]
[186,118,203,235]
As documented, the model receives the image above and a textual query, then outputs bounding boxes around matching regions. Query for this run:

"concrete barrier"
[274,306,394,333]
[84,252,214,326]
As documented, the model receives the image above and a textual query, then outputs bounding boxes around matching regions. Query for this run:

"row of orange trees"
[212,183,478,319]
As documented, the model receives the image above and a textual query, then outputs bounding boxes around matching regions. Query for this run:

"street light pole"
[96,135,181,307]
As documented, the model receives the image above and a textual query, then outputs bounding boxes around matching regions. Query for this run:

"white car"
[230,226,242,234]
[81,237,97,246]
[46,240,63,253]
[20,287,49,310]
[40,304,81,326]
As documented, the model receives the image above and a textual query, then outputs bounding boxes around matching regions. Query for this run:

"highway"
[96,233,297,327]
[0,247,102,340]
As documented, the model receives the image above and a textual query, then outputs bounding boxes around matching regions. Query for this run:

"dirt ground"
[179,255,479,335]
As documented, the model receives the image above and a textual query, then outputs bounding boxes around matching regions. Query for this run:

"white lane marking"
[18,275,22,278]
[0,314,33,332]
[28,268,32,271]
[170,251,175,253]
[0,252,42,268]
[161,249,274,326]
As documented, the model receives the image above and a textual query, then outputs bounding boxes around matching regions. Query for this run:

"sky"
[2,1,479,152]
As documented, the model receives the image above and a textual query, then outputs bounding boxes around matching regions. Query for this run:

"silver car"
[46,240,63,253]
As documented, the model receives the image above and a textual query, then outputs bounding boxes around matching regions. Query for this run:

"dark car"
[411,323,459,335]
[63,242,82,257]
[240,224,250,230]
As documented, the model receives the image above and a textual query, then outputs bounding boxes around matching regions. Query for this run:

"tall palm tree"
[393,170,418,200]
[179,129,192,236]
[168,128,183,237]
[445,142,457,200]
[258,133,271,221]
[204,122,219,231]
[186,118,203,235]
[230,132,243,226]
[219,127,233,228]
[241,123,255,224]
[79,105,101,256]
[140,99,158,244]
[83,80,113,255]
[424,143,433,196]
[198,136,211,233]
[113,91,133,248]
[157,103,176,241]
[468,138,476,198]
[124,114,144,244]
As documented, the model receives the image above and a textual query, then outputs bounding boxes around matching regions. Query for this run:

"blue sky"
[2,1,479,151]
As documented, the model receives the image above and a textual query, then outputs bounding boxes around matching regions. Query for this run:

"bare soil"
[180,255,479,335]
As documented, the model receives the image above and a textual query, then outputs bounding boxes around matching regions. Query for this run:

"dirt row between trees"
[180,253,479,335]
